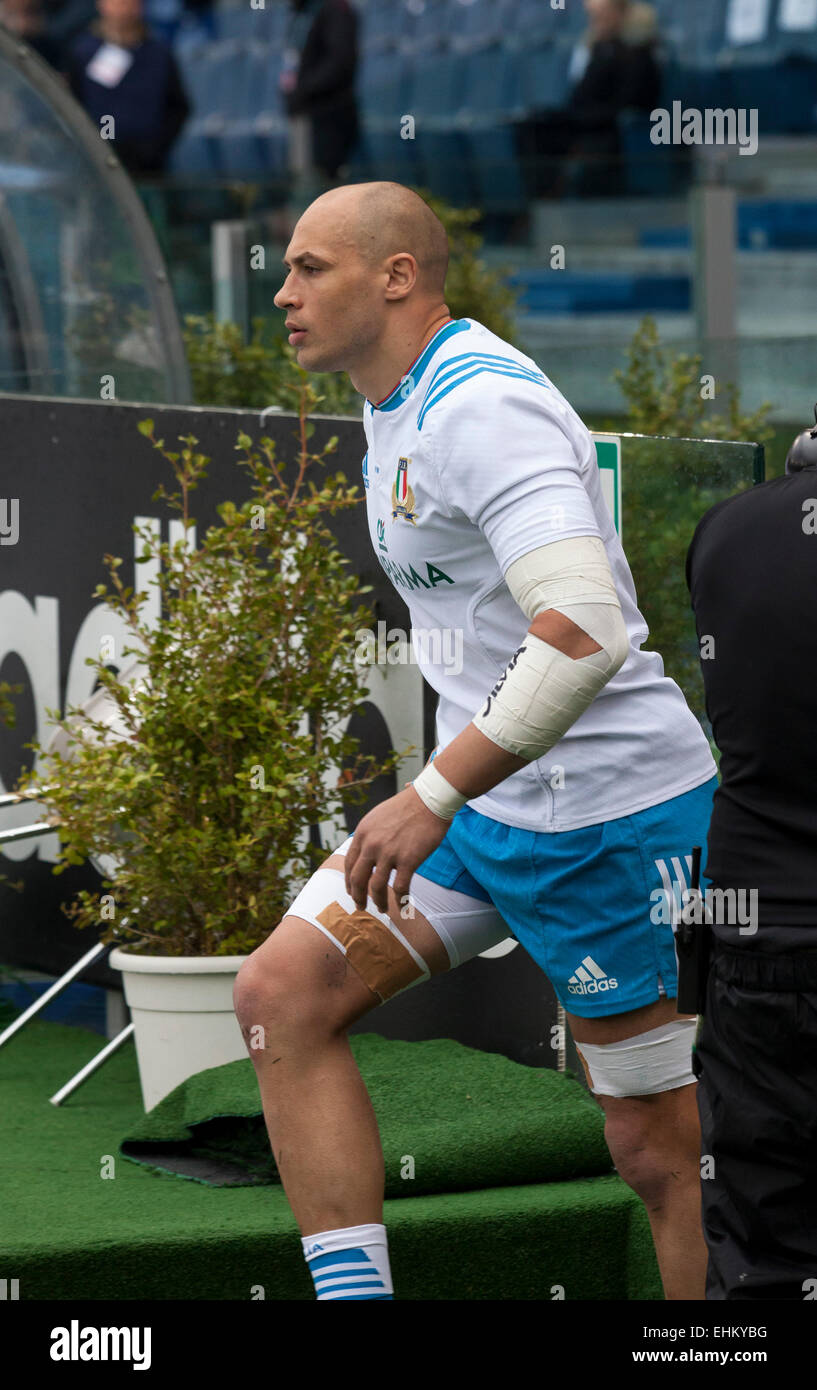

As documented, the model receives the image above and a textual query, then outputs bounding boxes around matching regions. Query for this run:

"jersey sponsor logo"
[362,452,370,490]
[377,552,454,593]
[392,456,418,524]
[567,955,618,995]
[376,517,388,552]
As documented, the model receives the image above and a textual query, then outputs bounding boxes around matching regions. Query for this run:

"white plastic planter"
[109,949,248,1112]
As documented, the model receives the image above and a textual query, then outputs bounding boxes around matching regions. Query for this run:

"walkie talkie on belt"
[674,845,712,1015]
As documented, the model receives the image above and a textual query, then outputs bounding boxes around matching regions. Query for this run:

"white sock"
[301,1222,394,1300]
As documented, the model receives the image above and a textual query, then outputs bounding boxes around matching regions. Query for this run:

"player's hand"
[344,784,450,915]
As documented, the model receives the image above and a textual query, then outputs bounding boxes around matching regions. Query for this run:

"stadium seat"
[514,0,572,42]
[774,0,817,59]
[167,124,220,175]
[443,0,512,48]
[358,45,420,182]
[618,109,690,197]
[506,269,691,315]
[357,0,413,47]
[515,38,573,116]
[730,57,817,135]
[404,47,473,201]
[214,0,288,44]
[458,42,525,211]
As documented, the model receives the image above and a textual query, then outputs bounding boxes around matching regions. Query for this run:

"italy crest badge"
[391,457,418,523]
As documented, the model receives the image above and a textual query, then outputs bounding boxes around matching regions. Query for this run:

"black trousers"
[693,940,817,1299]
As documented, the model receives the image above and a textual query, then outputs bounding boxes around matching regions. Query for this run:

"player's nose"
[274,275,298,309]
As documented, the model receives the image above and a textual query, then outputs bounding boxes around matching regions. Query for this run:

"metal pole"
[212,220,249,337]
[691,173,738,390]
[49,1023,135,1106]
[0,941,110,1047]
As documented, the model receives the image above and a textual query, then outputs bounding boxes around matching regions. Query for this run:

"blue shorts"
[414,774,719,1018]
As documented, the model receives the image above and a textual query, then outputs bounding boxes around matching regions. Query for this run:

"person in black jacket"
[67,0,189,174]
[281,0,358,182]
[685,424,817,1299]
[516,0,662,198]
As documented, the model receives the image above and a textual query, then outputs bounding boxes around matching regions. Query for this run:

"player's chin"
[297,343,344,373]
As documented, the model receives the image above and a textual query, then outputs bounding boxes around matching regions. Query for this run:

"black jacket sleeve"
[157,51,191,158]
[286,0,357,115]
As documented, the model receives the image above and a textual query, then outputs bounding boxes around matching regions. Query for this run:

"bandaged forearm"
[472,612,626,759]
[473,535,629,759]
[411,535,629,816]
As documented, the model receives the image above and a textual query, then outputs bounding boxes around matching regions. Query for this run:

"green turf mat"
[119,1033,613,1195]
[0,1020,663,1299]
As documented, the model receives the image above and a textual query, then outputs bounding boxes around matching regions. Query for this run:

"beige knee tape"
[315,901,426,1002]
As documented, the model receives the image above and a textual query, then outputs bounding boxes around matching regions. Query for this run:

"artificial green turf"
[1,1019,663,1300]
[120,1033,615,1194]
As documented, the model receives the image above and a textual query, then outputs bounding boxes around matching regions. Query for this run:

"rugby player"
[234,181,719,1301]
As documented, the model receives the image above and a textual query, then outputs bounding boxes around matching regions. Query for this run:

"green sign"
[592,434,622,539]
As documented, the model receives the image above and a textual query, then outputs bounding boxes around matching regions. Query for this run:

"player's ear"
[383,253,417,300]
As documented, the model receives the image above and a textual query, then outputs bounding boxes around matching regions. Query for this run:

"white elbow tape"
[471,535,630,761]
[411,758,468,821]
[504,534,622,619]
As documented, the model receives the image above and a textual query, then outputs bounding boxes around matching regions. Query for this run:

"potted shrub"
[14,382,406,1110]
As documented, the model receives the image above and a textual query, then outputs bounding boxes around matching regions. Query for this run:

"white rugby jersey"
[360,316,716,832]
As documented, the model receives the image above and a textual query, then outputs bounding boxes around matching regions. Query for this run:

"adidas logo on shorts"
[567,955,618,996]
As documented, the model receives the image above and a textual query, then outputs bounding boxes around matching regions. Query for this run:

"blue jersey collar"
[368,318,471,412]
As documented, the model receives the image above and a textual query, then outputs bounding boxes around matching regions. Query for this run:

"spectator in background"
[67,0,189,174]
[0,0,62,66]
[281,0,358,186]
[516,0,662,199]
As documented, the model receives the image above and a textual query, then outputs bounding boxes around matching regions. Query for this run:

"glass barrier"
[0,29,190,401]
[609,431,764,763]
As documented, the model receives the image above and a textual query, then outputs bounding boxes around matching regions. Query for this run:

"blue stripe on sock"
[318,1284,394,1295]
[308,1247,372,1270]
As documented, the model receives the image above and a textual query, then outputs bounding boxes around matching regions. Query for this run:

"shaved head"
[307,181,449,297]
[275,180,452,397]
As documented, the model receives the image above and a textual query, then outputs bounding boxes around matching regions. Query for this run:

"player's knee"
[603,1092,700,1207]
[233,938,344,1044]
[604,1106,676,1206]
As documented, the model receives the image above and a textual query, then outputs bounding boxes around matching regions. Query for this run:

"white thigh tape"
[574,1018,698,1098]
[285,866,431,1002]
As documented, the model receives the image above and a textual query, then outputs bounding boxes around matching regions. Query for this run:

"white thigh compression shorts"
[283,836,510,1002]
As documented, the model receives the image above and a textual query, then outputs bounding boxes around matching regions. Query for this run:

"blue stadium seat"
[458,41,525,211]
[514,0,572,42]
[358,46,420,182]
[175,39,212,110]
[466,124,525,211]
[460,41,518,116]
[617,109,690,197]
[402,0,453,53]
[357,0,413,47]
[731,58,817,134]
[515,38,573,115]
[167,125,219,175]
[359,44,409,117]
[406,47,465,118]
[442,0,513,47]
[738,199,817,250]
[507,269,691,315]
[406,47,473,201]
[774,2,817,59]
[214,0,288,44]
[195,40,245,128]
